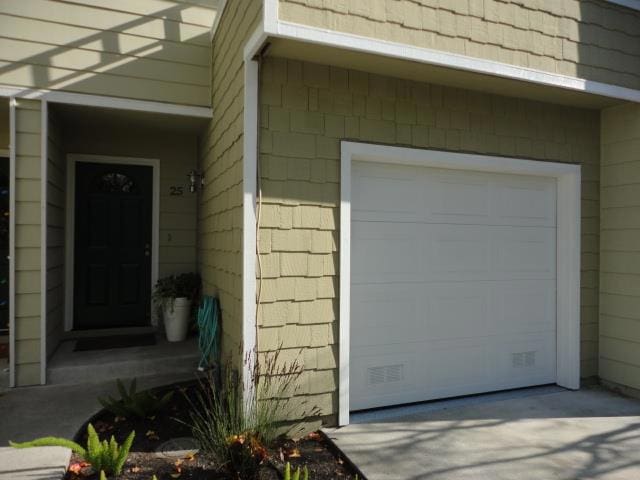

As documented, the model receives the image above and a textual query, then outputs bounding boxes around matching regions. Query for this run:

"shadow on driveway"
[326,386,640,480]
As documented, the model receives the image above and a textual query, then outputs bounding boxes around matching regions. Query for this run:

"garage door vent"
[512,351,536,368]
[368,364,404,385]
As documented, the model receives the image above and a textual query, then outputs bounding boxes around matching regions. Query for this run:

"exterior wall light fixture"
[188,170,205,193]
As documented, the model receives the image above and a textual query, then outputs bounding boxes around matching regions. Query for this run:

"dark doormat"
[74,333,156,352]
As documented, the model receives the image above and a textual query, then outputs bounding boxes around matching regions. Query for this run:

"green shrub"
[284,462,309,480]
[184,351,316,480]
[10,424,134,476]
[153,272,201,312]
[98,378,173,419]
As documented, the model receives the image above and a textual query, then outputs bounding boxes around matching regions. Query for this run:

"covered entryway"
[350,162,557,411]
[40,102,207,386]
[339,141,581,425]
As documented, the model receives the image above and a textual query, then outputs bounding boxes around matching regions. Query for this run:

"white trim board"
[242,23,269,402]
[338,141,581,426]
[0,85,213,119]
[8,98,16,388]
[262,0,640,104]
[64,154,160,332]
[40,100,48,385]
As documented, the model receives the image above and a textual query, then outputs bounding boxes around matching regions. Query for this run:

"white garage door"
[350,160,557,411]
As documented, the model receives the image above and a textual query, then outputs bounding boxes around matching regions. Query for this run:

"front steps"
[47,335,200,386]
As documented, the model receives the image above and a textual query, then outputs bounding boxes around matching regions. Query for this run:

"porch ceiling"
[53,103,209,135]
[268,37,623,110]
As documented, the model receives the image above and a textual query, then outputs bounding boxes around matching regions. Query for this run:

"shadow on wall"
[0,2,216,105]
[0,98,8,389]
[574,1,640,90]
[572,0,640,378]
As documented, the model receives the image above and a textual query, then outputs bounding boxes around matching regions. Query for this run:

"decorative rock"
[154,437,199,458]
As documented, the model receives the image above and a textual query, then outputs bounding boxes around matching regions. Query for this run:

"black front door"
[74,162,152,329]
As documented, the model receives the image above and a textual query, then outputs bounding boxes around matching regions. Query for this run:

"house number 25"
[170,186,184,196]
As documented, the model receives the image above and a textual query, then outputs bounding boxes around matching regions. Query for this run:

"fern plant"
[10,423,135,476]
[99,378,173,418]
[284,462,309,480]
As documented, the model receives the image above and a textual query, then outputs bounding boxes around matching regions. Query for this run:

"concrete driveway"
[326,386,640,480]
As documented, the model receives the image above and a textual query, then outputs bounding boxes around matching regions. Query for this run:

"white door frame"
[64,154,160,331]
[339,141,581,426]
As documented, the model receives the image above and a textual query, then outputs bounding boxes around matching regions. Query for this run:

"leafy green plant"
[184,350,317,480]
[153,272,201,312]
[10,424,134,476]
[284,462,309,480]
[98,378,173,419]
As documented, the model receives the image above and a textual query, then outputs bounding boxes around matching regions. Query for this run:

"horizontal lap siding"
[600,103,640,391]
[198,0,262,366]
[278,0,640,91]
[258,56,600,426]
[46,109,64,359]
[14,99,42,386]
[0,0,215,105]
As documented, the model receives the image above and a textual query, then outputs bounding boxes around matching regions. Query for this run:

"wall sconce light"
[188,170,205,193]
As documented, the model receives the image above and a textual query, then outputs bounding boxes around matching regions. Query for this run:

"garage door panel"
[352,161,425,222]
[426,339,493,392]
[352,281,554,348]
[351,284,423,347]
[493,280,556,335]
[352,221,424,284]
[351,334,557,410]
[430,224,490,276]
[427,171,490,220]
[493,176,556,227]
[495,335,557,385]
[351,347,421,410]
[427,284,490,340]
[492,227,556,277]
[350,161,558,412]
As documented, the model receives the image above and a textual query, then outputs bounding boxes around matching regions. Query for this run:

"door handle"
[144,243,151,257]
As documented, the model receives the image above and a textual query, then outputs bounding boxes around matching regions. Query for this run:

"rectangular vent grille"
[512,351,536,368]
[368,364,404,385]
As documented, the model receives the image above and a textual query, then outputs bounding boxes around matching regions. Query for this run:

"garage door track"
[325,386,640,480]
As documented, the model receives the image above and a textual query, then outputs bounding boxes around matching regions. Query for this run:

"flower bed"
[64,381,361,480]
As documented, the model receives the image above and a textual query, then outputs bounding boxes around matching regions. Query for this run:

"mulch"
[64,381,362,480]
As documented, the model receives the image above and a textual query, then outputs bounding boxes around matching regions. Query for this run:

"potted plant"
[153,273,200,342]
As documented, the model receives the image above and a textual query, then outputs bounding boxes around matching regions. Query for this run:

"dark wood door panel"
[74,162,152,330]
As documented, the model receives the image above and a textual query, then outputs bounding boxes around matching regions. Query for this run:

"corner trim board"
[338,141,582,426]
[64,154,160,332]
[242,23,268,401]
[40,99,48,385]
[8,98,16,388]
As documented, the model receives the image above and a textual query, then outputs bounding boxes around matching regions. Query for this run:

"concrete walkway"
[326,386,640,480]
[0,373,194,480]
